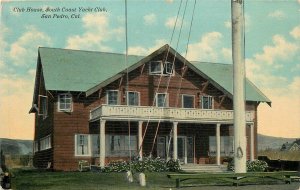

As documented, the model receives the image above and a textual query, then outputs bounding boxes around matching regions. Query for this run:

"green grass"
[9,168,300,190]
[11,169,175,190]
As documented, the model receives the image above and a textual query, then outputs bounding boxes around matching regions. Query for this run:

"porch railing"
[90,105,255,123]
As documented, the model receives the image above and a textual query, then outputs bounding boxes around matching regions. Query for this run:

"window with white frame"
[182,95,195,108]
[201,96,213,109]
[149,61,174,75]
[127,91,140,106]
[75,134,90,156]
[38,95,48,119]
[34,141,39,153]
[156,93,168,107]
[40,135,51,151]
[58,94,72,112]
[107,90,119,105]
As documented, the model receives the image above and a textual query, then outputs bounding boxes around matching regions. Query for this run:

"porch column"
[99,119,106,167]
[173,122,178,160]
[216,123,221,165]
[250,124,255,161]
[138,121,143,160]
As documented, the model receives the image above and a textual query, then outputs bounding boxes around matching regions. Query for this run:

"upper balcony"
[90,105,255,123]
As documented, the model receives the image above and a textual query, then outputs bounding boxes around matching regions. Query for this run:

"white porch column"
[216,123,221,165]
[99,119,106,167]
[250,124,255,161]
[138,121,143,160]
[173,122,178,160]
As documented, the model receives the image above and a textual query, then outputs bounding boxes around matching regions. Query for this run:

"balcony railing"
[90,105,255,123]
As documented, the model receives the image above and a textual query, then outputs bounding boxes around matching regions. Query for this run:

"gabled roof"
[39,47,144,92]
[191,62,271,104]
[35,44,271,105]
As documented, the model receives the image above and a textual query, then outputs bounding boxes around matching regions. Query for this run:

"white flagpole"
[231,0,247,173]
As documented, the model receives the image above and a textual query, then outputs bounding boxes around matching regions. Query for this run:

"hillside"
[0,138,33,155]
[257,134,297,151]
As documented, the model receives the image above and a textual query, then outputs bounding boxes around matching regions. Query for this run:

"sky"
[0,0,299,140]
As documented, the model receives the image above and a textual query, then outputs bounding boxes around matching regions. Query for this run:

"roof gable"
[36,45,271,104]
[39,47,144,92]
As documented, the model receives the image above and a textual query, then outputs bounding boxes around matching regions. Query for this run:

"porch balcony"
[89,105,255,123]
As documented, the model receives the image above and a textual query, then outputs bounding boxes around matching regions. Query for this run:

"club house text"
[13,6,107,19]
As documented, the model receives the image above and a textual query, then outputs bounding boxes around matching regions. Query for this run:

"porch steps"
[181,164,228,173]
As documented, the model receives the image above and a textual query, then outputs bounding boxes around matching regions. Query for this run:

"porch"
[88,105,256,167]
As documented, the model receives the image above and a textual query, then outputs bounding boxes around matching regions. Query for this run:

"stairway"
[181,164,228,173]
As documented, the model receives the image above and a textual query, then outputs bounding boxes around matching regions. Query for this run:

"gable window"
[127,91,140,106]
[156,93,168,107]
[201,96,213,109]
[38,95,48,119]
[58,94,72,112]
[40,135,51,151]
[182,95,195,108]
[107,90,119,105]
[149,61,174,75]
[75,134,90,156]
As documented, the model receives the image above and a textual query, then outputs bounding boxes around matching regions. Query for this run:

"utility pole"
[231,0,247,173]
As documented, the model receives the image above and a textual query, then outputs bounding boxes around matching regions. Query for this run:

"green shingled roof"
[39,47,144,92]
[191,61,271,103]
[38,46,270,103]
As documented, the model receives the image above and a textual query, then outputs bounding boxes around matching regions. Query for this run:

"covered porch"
[89,105,256,167]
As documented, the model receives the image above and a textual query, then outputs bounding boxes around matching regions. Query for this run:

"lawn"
[10,168,300,190]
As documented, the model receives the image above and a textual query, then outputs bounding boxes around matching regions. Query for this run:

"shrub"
[101,157,181,173]
[228,159,268,172]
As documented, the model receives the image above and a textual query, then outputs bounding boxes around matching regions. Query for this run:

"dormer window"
[149,61,174,75]
[58,93,72,112]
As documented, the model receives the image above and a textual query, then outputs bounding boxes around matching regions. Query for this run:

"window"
[38,95,48,119]
[107,90,119,105]
[150,61,161,74]
[156,93,168,107]
[75,134,90,156]
[149,61,174,75]
[201,96,213,109]
[58,94,72,112]
[163,61,173,75]
[40,135,51,151]
[182,95,194,108]
[127,91,140,106]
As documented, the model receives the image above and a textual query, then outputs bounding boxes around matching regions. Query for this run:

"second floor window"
[58,94,72,112]
[127,91,140,106]
[156,93,168,107]
[107,90,119,105]
[201,96,213,109]
[182,95,194,108]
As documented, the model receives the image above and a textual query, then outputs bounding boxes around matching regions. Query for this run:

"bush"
[228,159,268,172]
[101,157,181,173]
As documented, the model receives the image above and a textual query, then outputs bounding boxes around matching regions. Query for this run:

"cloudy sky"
[0,0,299,140]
